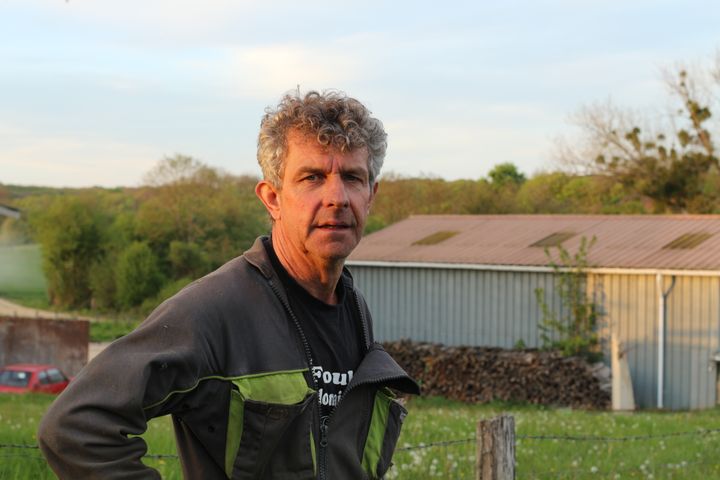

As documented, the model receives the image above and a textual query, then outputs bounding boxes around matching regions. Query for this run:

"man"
[38,90,419,479]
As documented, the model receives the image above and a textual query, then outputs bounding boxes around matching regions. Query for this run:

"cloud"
[384,114,555,180]
[7,0,262,43]
[538,50,669,101]
[0,126,163,187]
[198,43,364,100]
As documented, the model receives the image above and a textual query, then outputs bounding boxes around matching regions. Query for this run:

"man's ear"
[368,181,379,212]
[255,180,282,221]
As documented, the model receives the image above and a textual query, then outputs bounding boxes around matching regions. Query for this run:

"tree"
[488,162,526,187]
[89,258,117,310]
[30,195,106,308]
[135,156,266,264]
[482,163,520,213]
[115,242,164,309]
[515,172,645,214]
[557,54,720,212]
[168,241,209,279]
[136,155,223,246]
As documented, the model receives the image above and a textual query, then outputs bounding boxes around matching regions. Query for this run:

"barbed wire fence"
[3,423,720,478]
[389,419,720,478]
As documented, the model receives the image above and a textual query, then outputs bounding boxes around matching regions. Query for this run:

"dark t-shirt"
[264,238,364,417]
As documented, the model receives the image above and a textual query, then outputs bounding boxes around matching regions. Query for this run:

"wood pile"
[383,340,610,409]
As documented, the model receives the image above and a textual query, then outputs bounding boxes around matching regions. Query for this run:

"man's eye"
[304,174,319,181]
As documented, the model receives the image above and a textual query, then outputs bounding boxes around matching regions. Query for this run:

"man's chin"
[311,241,357,263]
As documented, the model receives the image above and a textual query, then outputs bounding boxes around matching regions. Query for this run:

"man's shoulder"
[149,245,272,323]
[174,256,259,304]
[176,237,270,298]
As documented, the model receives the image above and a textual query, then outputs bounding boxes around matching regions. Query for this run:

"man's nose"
[324,175,349,207]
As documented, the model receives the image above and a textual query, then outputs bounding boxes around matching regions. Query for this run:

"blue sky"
[2,0,719,187]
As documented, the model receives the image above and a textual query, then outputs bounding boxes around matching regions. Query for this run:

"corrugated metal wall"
[590,273,720,409]
[349,265,566,349]
[590,274,658,409]
[668,276,720,410]
[351,264,720,410]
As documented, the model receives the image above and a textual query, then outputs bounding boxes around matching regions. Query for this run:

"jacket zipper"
[318,371,410,479]
[316,288,372,479]
[268,279,328,479]
[319,416,329,480]
[268,280,316,375]
[269,278,376,480]
[351,288,371,349]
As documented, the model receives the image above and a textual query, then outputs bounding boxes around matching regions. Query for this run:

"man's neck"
[271,235,344,305]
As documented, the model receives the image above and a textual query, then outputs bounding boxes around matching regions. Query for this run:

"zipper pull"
[320,416,329,447]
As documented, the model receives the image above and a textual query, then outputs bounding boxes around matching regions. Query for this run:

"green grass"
[0,244,49,308]
[390,397,720,479]
[2,395,720,479]
[0,394,180,479]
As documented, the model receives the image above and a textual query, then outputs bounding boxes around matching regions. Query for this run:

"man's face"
[258,131,377,269]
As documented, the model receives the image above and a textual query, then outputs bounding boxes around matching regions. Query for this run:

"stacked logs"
[383,339,610,409]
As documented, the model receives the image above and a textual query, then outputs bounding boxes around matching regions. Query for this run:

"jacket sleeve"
[38,294,221,479]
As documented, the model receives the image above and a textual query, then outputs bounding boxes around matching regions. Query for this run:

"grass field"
[2,394,720,479]
[0,244,48,308]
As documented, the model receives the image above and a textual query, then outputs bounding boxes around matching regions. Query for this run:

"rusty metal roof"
[350,215,720,270]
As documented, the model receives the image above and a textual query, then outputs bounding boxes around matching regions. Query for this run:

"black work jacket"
[38,236,419,479]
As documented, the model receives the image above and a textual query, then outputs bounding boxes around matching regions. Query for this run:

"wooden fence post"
[476,414,515,480]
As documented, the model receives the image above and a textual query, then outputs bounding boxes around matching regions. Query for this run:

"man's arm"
[38,299,212,479]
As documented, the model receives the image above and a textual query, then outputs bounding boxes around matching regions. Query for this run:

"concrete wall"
[0,316,89,376]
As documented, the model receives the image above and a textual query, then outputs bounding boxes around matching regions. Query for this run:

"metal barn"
[0,204,21,219]
[348,215,720,410]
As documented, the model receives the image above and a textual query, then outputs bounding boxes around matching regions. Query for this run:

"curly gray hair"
[257,90,387,188]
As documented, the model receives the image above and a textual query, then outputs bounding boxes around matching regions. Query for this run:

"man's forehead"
[285,130,369,166]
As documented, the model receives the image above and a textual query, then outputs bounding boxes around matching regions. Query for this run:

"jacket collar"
[243,236,276,280]
[244,235,356,290]
[245,235,372,351]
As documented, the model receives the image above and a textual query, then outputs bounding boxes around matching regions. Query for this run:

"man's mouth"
[316,222,352,230]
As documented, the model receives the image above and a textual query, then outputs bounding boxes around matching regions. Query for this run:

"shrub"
[30,196,105,308]
[168,241,209,279]
[88,258,117,310]
[115,242,164,308]
[535,236,602,361]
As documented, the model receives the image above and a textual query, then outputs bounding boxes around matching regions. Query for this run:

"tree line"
[2,52,720,312]
[3,158,717,312]
[2,156,268,311]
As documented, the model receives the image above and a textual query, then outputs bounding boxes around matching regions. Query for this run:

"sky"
[1,0,719,188]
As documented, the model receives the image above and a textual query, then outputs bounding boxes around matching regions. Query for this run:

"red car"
[0,364,71,394]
